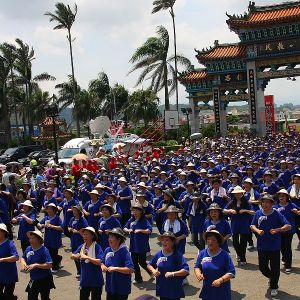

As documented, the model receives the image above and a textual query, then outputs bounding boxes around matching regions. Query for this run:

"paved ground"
[13,226,300,300]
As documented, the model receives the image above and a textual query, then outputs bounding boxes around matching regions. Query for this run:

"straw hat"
[137,182,146,188]
[45,203,58,210]
[243,178,253,185]
[21,200,33,208]
[95,183,105,190]
[231,186,246,194]
[277,189,289,196]
[100,204,115,214]
[64,188,74,195]
[131,203,145,212]
[83,226,98,240]
[165,205,180,214]
[107,227,126,240]
[157,231,176,242]
[207,203,222,211]
[89,190,100,196]
[162,190,174,199]
[260,194,274,202]
[27,230,44,242]
[118,177,127,183]
[0,223,8,233]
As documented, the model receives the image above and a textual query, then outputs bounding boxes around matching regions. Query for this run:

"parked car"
[39,151,55,165]
[0,145,44,164]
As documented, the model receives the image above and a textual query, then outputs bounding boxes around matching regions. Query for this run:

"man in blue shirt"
[251,194,291,297]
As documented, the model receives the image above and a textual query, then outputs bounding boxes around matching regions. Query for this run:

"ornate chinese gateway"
[179,1,300,136]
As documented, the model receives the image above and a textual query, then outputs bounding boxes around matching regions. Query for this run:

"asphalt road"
[13,225,300,300]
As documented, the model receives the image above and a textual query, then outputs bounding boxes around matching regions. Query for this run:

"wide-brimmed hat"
[89,190,100,196]
[105,193,117,201]
[277,189,290,197]
[192,192,201,199]
[187,162,195,167]
[72,205,83,214]
[231,186,246,194]
[165,205,180,214]
[263,171,272,177]
[136,192,145,198]
[82,174,90,180]
[100,203,115,214]
[179,171,187,176]
[137,182,146,188]
[243,178,253,185]
[45,203,58,210]
[47,180,56,185]
[17,189,27,198]
[107,227,126,240]
[162,189,174,199]
[45,188,54,193]
[83,226,98,240]
[199,168,208,173]
[64,188,74,195]
[158,231,176,242]
[27,230,44,242]
[292,174,300,180]
[118,177,127,183]
[185,181,194,186]
[0,223,8,233]
[95,183,105,190]
[229,173,239,178]
[260,194,275,202]
[131,203,145,212]
[203,229,224,245]
[21,200,33,208]
[207,203,222,211]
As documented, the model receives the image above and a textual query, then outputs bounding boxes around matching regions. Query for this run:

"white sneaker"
[285,268,291,273]
[247,245,254,250]
[270,289,278,297]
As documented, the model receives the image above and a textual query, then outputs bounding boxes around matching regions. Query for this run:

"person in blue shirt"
[68,205,89,277]
[203,203,232,252]
[194,229,235,300]
[187,192,208,250]
[224,186,255,265]
[20,230,55,300]
[135,192,155,224]
[104,194,122,220]
[71,226,104,300]
[161,206,189,254]
[98,204,121,251]
[83,189,103,230]
[79,175,93,206]
[124,203,152,283]
[102,227,134,300]
[273,189,300,273]
[41,188,57,216]
[259,171,279,195]
[251,194,291,297]
[116,177,133,226]
[0,223,19,300]
[147,231,189,300]
[38,203,63,272]
[11,200,36,253]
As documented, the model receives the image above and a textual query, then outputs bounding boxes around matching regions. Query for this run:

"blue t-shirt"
[22,245,52,280]
[61,198,79,228]
[116,186,133,214]
[40,215,63,249]
[195,248,235,300]
[69,216,89,252]
[124,217,152,254]
[149,250,189,299]
[203,219,232,252]
[0,239,19,284]
[16,212,36,241]
[83,200,103,229]
[251,209,290,251]
[98,216,121,251]
[75,243,104,288]
[103,245,134,296]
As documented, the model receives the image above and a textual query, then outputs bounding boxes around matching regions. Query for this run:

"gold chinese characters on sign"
[258,39,300,57]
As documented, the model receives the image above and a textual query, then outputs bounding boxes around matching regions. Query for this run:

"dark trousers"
[131,252,151,281]
[248,232,254,246]
[232,233,248,262]
[21,240,30,253]
[64,226,71,238]
[28,288,50,300]
[0,282,16,300]
[258,250,280,289]
[106,293,128,300]
[281,233,293,268]
[80,286,102,300]
[75,260,81,275]
[47,247,62,270]
[121,213,131,227]
[192,232,205,250]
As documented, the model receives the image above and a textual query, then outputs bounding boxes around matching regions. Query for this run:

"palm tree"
[152,0,179,111]
[129,25,190,111]
[45,3,80,135]
[125,89,159,127]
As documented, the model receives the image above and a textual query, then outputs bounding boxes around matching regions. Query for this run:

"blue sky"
[0,0,299,106]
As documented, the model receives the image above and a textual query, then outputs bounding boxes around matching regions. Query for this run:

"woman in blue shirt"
[274,189,300,272]
[68,205,89,277]
[20,230,55,300]
[224,186,255,265]
[83,189,103,230]
[148,231,189,300]
[38,203,63,272]
[0,223,19,300]
[203,203,231,252]
[124,203,152,283]
[71,227,104,300]
[11,200,36,252]
[98,204,121,251]
[102,227,134,300]
[161,206,189,254]
[194,230,235,300]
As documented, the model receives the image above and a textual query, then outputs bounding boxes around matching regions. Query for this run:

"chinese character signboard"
[220,72,247,84]
[213,89,221,133]
[264,95,276,134]
[248,69,257,124]
[257,39,300,57]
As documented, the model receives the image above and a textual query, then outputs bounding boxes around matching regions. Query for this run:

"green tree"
[45,3,80,135]
[125,89,160,127]
[129,26,190,110]
[152,0,180,111]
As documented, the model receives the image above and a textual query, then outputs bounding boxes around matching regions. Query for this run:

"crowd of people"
[0,133,300,300]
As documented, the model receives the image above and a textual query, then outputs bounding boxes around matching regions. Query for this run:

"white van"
[48,138,94,166]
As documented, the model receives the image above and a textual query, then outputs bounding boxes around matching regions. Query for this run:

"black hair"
[205,232,222,246]
[227,195,250,210]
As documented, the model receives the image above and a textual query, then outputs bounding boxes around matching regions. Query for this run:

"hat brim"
[157,234,176,242]
[107,230,126,240]
[203,231,224,245]
[27,231,43,242]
